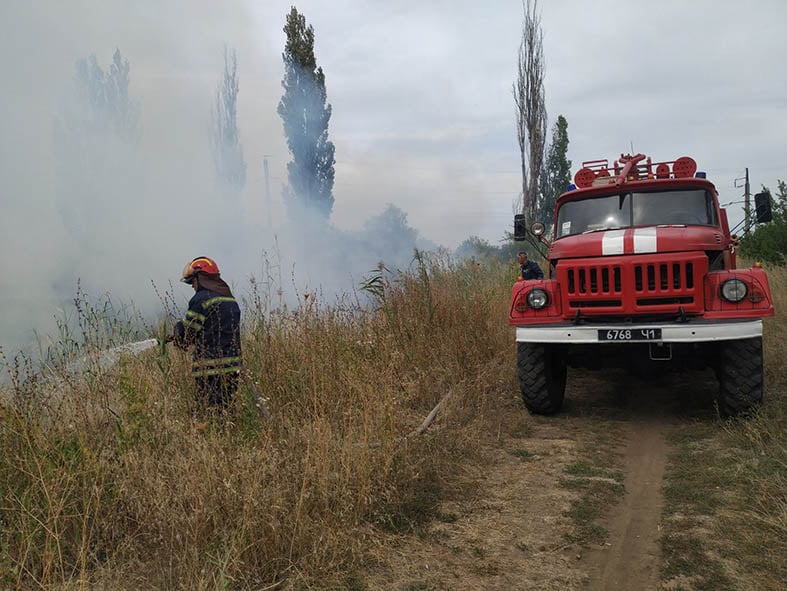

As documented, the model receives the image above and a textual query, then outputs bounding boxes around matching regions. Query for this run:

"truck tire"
[517,342,567,415]
[717,337,763,417]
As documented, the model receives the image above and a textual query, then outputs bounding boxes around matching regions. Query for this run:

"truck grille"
[557,254,707,316]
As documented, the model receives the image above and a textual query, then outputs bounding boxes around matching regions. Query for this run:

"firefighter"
[517,251,544,280]
[172,256,242,410]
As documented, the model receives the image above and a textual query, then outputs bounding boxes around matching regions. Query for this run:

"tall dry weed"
[716,261,787,588]
[762,262,787,388]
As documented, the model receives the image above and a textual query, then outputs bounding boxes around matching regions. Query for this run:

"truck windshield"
[555,189,717,238]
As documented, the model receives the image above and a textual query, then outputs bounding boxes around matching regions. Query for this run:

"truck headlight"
[721,278,747,303]
[527,288,549,309]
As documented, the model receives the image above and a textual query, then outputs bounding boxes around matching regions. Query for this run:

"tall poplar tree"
[514,0,547,226]
[211,46,246,190]
[54,49,140,246]
[539,115,571,229]
[278,6,335,220]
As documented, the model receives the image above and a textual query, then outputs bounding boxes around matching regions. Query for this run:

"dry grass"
[0,252,515,589]
[661,262,787,591]
[3,256,785,590]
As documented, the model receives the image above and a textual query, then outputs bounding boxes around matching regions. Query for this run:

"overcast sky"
[1,0,786,353]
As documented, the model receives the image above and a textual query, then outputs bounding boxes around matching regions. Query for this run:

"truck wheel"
[517,343,567,415]
[717,337,763,417]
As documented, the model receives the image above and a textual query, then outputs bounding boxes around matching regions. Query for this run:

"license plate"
[598,328,662,341]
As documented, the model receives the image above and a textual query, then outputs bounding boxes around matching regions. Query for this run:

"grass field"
[1,254,784,590]
[0,252,514,589]
[660,262,787,591]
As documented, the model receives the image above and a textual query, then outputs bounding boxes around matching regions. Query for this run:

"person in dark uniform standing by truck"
[172,256,242,410]
[517,251,544,280]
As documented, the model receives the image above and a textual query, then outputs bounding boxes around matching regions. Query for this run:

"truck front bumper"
[515,319,763,344]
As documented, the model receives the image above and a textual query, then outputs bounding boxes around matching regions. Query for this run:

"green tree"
[361,204,420,264]
[54,49,140,246]
[538,115,571,230]
[278,6,336,220]
[739,180,787,263]
[56,49,139,146]
[455,235,523,263]
[211,46,246,189]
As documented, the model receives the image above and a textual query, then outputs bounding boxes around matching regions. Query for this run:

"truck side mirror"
[514,214,527,241]
[754,191,773,224]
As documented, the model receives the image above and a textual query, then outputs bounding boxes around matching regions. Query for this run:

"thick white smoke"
[0,1,436,357]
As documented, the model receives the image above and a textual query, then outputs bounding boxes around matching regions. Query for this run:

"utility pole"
[734,168,752,234]
[744,167,751,234]
[263,156,272,228]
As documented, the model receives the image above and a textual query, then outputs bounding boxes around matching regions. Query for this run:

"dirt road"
[366,368,719,590]
[584,418,668,590]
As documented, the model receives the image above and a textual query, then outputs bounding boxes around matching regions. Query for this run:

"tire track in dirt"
[576,368,718,590]
[584,417,668,591]
[364,369,717,590]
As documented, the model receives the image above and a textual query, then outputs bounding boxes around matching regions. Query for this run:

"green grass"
[660,534,731,591]
[510,448,534,461]
[559,442,625,547]
[662,419,786,590]
[561,478,624,546]
[661,426,731,589]
[565,460,608,478]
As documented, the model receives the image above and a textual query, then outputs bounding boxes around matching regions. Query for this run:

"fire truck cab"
[510,153,775,416]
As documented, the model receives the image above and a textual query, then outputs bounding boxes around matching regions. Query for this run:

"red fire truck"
[510,153,775,416]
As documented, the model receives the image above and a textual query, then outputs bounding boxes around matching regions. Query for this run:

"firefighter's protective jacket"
[174,288,242,377]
